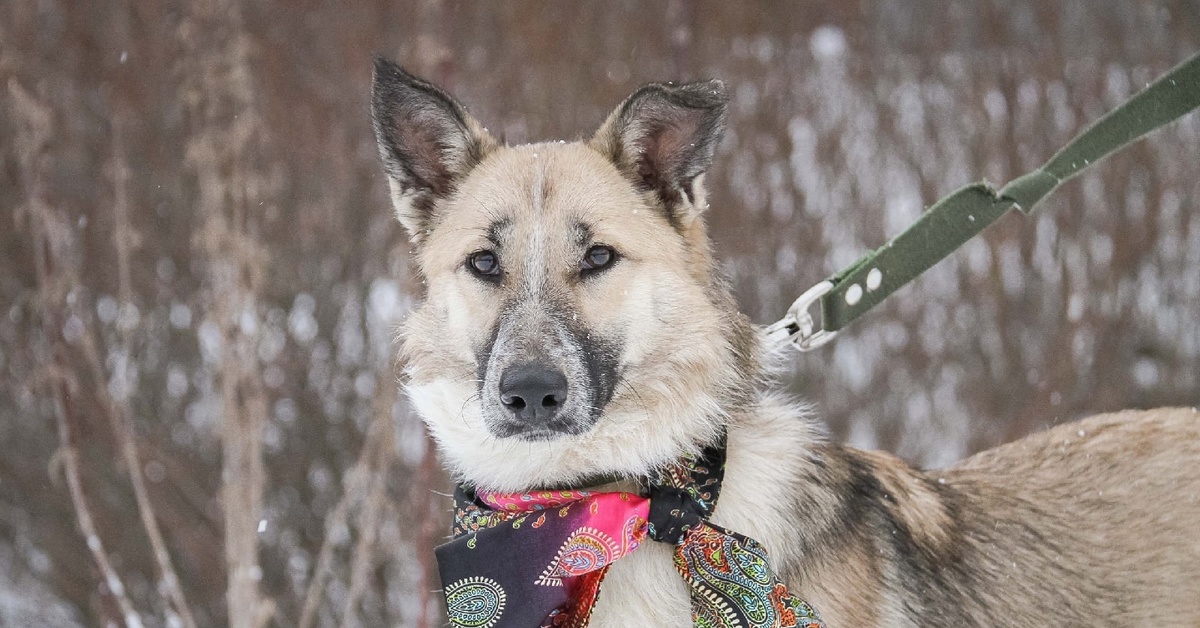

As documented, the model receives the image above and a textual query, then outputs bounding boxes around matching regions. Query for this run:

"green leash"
[770,51,1200,351]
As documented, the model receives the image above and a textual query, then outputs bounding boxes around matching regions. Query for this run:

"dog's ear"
[591,79,728,225]
[371,57,497,243]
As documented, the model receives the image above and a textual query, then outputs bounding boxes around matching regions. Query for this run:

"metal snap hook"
[766,280,838,352]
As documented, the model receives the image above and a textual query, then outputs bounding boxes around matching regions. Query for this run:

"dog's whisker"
[616,378,650,416]
[455,392,482,428]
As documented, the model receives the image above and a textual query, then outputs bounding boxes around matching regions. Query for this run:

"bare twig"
[297,479,352,628]
[339,387,397,627]
[297,471,356,628]
[51,375,147,628]
[413,435,438,628]
[180,0,276,625]
[298,383,396,628]
[338,467,387,628]
[97,123,198,628]
[10,77,147,628]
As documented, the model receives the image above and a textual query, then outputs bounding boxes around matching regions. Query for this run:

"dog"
[369,57,1200,627]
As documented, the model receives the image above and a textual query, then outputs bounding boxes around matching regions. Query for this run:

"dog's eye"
[581,245,616,274]
[468,250,501,278]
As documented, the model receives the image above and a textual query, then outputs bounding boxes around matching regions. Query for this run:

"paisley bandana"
[435,436,825,628]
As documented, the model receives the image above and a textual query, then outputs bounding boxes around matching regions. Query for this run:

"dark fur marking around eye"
[572,222,594,248]
[486,218,512,248]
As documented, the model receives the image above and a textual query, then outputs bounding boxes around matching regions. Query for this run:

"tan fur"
[371,64,1200,627]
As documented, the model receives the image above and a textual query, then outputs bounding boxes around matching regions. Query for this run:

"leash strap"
[775,51,1200,350]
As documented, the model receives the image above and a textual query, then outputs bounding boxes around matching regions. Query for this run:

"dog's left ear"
[591,79,728,225]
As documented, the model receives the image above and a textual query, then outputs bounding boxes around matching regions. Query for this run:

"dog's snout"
[499,364,568,423]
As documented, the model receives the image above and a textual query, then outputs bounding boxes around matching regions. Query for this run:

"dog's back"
[825,408,1200,626]
[936,408,1200,626]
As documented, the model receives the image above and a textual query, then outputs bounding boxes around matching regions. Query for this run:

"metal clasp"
[765,280,838,352]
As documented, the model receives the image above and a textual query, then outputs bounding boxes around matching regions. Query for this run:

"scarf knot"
[647,484,707,544]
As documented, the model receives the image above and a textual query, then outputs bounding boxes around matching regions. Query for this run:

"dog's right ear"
[371,58,497,243]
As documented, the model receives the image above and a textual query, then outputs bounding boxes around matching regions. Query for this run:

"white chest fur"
[588,541,692,628]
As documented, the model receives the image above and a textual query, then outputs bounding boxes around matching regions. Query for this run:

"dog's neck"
[586,390,851,626]
[594,391,836,565]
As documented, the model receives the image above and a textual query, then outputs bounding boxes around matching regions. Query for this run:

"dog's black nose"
[499,364,569,424]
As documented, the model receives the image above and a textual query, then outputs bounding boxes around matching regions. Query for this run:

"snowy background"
[2,1,1199,626]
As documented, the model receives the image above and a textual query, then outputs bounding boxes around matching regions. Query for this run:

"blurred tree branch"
[11,76,148,628]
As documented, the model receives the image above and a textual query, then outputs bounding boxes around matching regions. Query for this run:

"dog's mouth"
[488,418,593,442]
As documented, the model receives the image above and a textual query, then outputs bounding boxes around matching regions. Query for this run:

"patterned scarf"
[435,435,825,628]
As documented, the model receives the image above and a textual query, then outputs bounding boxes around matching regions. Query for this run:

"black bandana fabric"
[435,436,826,628]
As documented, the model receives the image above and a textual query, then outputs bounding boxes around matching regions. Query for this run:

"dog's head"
[372,59,759,492]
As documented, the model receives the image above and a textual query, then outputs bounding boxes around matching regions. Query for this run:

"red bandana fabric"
[435,438,826,628]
